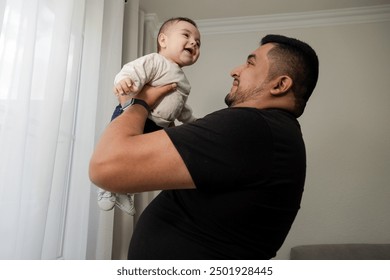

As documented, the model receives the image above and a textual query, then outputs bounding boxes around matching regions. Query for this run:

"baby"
[97,17,201,215]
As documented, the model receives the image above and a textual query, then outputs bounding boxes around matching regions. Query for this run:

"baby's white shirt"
[114,53,196,127]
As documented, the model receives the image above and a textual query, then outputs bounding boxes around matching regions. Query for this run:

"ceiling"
[140,0,390,21]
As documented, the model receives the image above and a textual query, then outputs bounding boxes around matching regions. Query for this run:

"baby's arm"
[114,77,138,96]
[177,104,197,123]
[114,54,160,96]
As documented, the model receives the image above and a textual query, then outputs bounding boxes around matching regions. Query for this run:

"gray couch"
[290,243,390,260]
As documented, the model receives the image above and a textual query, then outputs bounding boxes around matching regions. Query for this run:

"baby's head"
[157,17,201,67]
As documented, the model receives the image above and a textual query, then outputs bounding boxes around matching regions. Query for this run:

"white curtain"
[0,0,125,259]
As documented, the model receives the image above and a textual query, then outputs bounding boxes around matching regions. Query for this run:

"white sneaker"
[115,193,136,216]
[97,189,116,211]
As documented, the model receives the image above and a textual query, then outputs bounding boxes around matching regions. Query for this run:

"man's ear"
[158,33,167,49]
[270,76,293,96]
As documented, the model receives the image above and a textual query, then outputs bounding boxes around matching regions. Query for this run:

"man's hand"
[138,83,177,109]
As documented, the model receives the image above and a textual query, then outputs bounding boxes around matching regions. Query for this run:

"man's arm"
[89,84,196,193]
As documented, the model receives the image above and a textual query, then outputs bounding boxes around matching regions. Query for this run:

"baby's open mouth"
[184,48,193,54]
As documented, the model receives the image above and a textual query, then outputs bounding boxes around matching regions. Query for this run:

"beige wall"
[182,16,390,259]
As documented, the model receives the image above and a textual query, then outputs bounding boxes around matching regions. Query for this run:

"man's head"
[157,17,201,67]
[226,34,319,117]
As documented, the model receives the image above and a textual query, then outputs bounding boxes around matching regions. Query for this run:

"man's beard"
[224,93,233,107]
[224,84,265,107]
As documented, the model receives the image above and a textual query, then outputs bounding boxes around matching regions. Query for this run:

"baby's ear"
[158,33,168,49]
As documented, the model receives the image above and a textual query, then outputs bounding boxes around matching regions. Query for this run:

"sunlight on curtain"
[0,0,85,259]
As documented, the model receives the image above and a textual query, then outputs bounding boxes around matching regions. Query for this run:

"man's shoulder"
[198,107,269,130]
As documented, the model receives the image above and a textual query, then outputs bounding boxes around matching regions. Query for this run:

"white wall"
[182,8,390,259]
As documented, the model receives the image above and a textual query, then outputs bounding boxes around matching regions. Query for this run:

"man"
[89,34,319,259]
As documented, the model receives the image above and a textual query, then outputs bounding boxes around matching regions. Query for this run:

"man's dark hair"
[261,34,319,117]
[157,17,198,52]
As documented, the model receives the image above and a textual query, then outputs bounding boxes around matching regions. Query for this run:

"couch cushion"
[290,244,390,260]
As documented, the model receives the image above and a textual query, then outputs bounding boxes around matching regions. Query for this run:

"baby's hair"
[157,17,198,52]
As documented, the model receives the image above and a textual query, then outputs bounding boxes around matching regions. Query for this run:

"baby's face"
[159,21,201,67]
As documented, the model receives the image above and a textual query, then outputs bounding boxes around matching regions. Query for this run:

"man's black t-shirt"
[128,108,306,259]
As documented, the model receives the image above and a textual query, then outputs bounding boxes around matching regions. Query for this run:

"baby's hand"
[113,78,139,96]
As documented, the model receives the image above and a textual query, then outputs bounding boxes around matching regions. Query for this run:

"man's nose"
[230,64,243,77]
